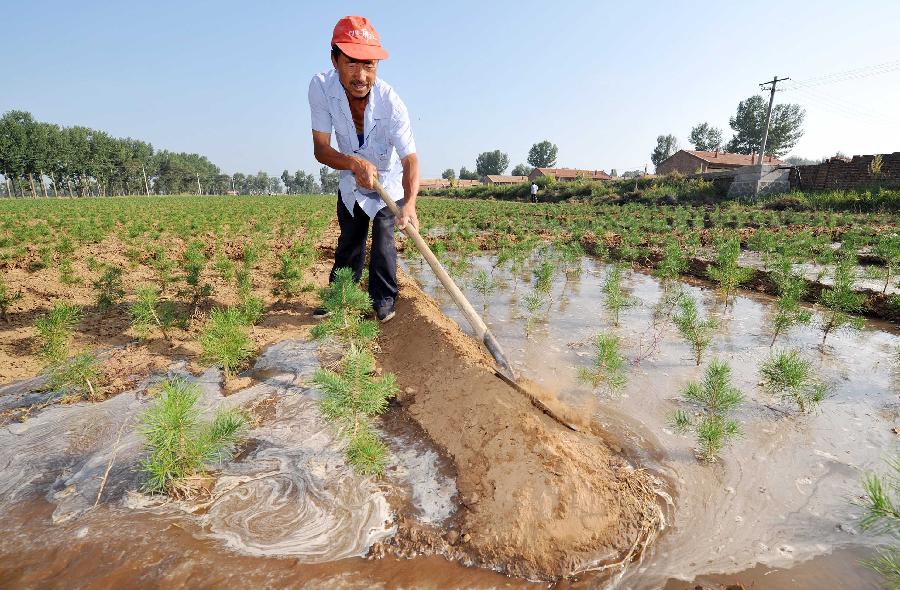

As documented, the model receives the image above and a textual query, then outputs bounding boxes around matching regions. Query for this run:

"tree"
[511,163,533,177]
[651,134,679,168]
[609,169,618,177]
[725,95,804,157]
[527,140,558,168]
[689,122,723,151]
[458,166,480,180]
[441,168,455,180]
[784,156,818,165]
[475,150,509,176]
[292,169,318,194]
[319,166,340,194]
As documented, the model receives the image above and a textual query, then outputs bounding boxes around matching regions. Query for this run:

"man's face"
[332,52,378,99]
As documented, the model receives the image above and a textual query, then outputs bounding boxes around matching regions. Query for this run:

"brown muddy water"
[404,250,898,589]
[0,340,541,590]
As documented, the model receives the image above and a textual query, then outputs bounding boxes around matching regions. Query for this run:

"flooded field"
[404,250,899,589]
[0,339,538,589]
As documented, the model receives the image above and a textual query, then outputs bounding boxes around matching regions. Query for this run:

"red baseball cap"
[331,16,389,61]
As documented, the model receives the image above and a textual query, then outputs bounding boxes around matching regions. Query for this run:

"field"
[1,193,899,588]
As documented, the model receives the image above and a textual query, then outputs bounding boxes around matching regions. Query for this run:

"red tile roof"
[535,167,611,180]
[484,175,528,183]
[685,150,783,166]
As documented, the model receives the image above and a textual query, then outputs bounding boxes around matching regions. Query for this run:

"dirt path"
[376,273,663,580]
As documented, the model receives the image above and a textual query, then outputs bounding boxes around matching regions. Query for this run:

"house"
[528,168,612,183]
[656,150,784,175]
[419,178,481,189]
[483,175,528,185]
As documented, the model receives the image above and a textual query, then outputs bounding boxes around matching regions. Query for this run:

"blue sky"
[5,1,900,178]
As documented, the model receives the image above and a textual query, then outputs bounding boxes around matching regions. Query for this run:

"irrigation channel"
[0,249,896,589]
[402,249,898,589]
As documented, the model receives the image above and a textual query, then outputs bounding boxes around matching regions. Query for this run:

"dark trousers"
[329,195,399,310]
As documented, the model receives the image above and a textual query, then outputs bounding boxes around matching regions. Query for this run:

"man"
[530,181,538,203]
[308,15,419,323]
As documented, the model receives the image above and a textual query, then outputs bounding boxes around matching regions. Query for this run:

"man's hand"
[397,202,419,231]
[352,157,378,190]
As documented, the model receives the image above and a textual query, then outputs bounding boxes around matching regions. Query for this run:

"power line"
[784,59,900,90]
[789,86,900,127]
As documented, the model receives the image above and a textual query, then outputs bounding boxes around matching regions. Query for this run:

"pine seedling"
[182,240,212,309]
[199,307,254,380]
[314,346,398,476]
[312,268,378,348]
[759,349,827,413]
[139,377,249,497]
[856,455,900,587]
[769,257,812,346]
[130,286,176,340]
[236,294,264,326]
[48,351,103,401]
[819,257,865,344]
[873,235,900,295]
[672,295,718,365]
[272,251,305,298]
[92,265,125,311]
[345,427,391,476]
[533,259,554,294]
[0,277,23,322]
[602,264,637,326]
[34,303,81,365]
[471,269,495,314]
[578,333,627,393]
[669,359,743,462]
[555,240,585,280]
[150,248,177,294]
[655,239,687,282]
[59,257,80,285]
[707,237,754,306]
[522,289,547,337]
[213,255,235,283]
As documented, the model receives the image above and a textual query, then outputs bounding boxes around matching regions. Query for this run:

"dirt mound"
[377,273,662,580]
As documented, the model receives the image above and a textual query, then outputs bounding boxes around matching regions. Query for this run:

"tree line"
[650,94,807,169]
[0,110,332,197]
[440,139,561,181]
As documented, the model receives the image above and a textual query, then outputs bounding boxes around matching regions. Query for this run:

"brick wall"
[790,152,900,190]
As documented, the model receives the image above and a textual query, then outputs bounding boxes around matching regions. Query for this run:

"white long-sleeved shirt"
[308,69,416,217]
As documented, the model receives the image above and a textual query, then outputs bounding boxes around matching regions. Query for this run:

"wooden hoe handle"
[372,180,516,379]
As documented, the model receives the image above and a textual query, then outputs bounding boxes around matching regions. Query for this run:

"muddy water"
[404,253,899,589]
[1,339,539,589]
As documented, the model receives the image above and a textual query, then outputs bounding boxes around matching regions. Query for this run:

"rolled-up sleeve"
[389,95,416,159]
[308,76,332,133]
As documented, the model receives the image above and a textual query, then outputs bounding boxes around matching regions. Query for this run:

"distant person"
[530,181,538,203]
[308,15,420,323]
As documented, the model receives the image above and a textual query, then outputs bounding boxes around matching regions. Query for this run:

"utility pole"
[142,165,151,196]
[758,75,790,165]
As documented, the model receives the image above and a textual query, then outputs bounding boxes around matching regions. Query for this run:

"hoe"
[374,180,578,431]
